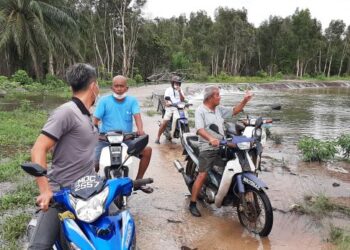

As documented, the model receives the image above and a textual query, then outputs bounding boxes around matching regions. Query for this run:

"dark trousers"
[28,207,66,250]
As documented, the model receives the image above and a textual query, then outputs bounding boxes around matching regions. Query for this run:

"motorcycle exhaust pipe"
[173,160,193,186]
[173,160,184,173]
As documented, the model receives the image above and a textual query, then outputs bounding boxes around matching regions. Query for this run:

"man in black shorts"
[189,85,253,217]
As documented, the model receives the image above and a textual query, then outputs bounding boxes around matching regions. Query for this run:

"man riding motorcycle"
[155,75,185,144]
[189,85,253,217]
[28,63,99,249]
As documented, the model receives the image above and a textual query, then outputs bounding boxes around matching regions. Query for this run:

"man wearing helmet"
[155,75,185,144]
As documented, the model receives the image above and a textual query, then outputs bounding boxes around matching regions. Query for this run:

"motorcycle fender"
[121,211,136,249]
[241,172,268,190]
[98,145,133,178]
[61,219,95,250]
[78,215,124,249]
[214,158,242,208]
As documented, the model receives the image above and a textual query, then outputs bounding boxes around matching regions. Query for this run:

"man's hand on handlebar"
[137,130,145,136]
[209,138,220,147]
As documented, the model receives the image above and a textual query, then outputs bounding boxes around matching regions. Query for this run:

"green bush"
[337,134,350,158]
[171,52,190,70]
[297,136,337,162]
[256,70,268,78]
[218,71,229,81]
[12,70,33,85]
[98,79,111,87]
[315,73,326,80]
[0,75,8,83]
[275,72,283,79]
[134,74,143,84]
[43,74,66,87]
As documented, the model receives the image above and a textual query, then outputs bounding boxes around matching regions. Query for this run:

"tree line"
[1,0,350,81]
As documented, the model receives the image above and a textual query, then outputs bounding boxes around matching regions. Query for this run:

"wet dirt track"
[124,84,341,250]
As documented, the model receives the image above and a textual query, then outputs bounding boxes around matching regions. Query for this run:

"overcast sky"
[143,0,350,30]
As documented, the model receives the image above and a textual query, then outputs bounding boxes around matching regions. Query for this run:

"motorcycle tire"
[237,185,273,237]
[182,124,190,133]
[185,159,200,195]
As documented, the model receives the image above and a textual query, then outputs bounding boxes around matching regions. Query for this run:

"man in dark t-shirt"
[28,63,99,249]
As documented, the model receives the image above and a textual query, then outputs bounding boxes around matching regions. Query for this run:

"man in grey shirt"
[189,85,253,217]
[28,63,99,249]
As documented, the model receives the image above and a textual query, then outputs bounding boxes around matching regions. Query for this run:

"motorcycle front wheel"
[237,185,273,237]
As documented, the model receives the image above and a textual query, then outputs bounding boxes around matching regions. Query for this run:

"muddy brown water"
[126,83,348,250]
[2,82,350,249]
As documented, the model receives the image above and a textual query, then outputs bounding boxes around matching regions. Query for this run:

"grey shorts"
[198,150,226,172]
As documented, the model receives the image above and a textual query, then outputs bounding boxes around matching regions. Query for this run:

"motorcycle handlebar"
[133,178,154,189]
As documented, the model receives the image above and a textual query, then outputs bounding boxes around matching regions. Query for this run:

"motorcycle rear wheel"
[237,185,273,237]
[185,159,196,193]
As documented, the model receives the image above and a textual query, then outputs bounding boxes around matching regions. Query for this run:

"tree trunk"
[110,19,115,76]
[234,49,238,76]
[296,58,299,77]
[327,54,333,77]
[230,52,234,74]
[48,52,54,75]
[323,44,330,74]
[215,53,219,76]
[318,49,322,74]
[103,8,110,76]
[338,43,348,76]
[93,34,104,69]
[221,45,227,72]
[258,46,262,70]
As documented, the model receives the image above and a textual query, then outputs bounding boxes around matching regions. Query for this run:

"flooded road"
[123,83,349,250]
[2,82,349,249]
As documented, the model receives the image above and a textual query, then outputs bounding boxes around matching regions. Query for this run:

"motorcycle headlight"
[69,187,109,223]
[107,135,124,144]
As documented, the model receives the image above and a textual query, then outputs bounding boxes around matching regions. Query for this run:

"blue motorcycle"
[22,162,153,249]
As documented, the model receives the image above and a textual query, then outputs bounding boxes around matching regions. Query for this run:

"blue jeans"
[95,140,109,164]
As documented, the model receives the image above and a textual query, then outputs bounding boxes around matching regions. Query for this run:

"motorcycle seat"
[186,136,200,156]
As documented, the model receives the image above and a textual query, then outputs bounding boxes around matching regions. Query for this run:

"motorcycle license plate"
[71,175,104,199]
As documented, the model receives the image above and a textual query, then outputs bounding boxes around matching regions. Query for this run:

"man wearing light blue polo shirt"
[93,75,153,193]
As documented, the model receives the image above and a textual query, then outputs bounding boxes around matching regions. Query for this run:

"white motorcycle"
[174,116,274,236]
[159,96,192,142]
[98,131,149,208]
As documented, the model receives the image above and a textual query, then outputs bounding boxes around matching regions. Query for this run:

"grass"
[0,153,30,182]
[188,119,195,128]
[295,194,350,218]
[0,181,38,212]
[330,226,350,250]
[0,92,46,249]
[0,213,31,249]
[0,107,47,148]
[187,109,195,118]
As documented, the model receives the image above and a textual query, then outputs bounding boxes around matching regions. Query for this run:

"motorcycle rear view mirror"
[21,163,47,177]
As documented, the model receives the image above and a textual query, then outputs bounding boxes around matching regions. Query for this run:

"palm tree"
[0,0,79,79]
